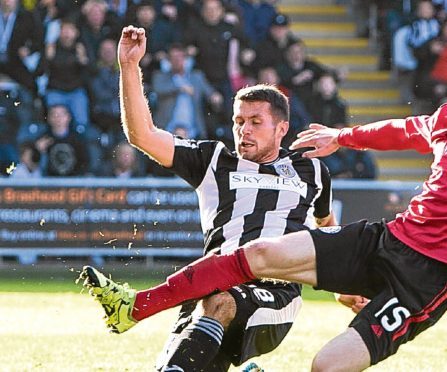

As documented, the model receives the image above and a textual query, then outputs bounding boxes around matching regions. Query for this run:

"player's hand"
[118,25,147,67]
[335,294,370,314]
[290,123,341,158]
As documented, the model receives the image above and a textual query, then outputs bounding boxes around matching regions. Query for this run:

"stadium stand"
[278,0,432,181]
[0,0,438,181]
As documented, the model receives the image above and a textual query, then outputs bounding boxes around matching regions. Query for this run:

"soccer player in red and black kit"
[81,27,446,370]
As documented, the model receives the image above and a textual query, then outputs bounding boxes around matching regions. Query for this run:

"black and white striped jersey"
[170,138,332,255]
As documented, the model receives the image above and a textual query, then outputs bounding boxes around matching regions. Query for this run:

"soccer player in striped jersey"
[82,26,336,371]
[82,103,447,370]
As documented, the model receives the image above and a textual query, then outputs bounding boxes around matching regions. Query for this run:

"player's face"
[232,100,288,163]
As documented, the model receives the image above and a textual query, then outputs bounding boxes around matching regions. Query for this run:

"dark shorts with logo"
[310,220,447,365]
[156,281,301,370]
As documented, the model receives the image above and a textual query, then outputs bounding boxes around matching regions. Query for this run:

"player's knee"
[243,238,274,276]
[199,292,236,328]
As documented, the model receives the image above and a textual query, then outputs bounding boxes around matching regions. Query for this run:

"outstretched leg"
[80,230,317,331]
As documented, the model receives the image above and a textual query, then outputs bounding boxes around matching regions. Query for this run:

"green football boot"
[79,265,138,334]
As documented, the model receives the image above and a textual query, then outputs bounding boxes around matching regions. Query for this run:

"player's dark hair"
[234,84,289,122]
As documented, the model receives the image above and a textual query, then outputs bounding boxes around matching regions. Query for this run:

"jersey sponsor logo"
[229,172,307,197]
[273,163,296,178]
[318,226,342,234]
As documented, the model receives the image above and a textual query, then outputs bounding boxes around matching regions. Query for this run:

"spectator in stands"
[33,0,75,99]
[184,0,252,118]
[9,141,42,178]
[135,0,181,54]
[0,0,43,95]
[127,0,181,86]
[152,43,223,139]
[376,1,412,71]
[153,0,184,40]
[78,0,121,65]
[253,13,299,74]
[413,20,447,111]
[234,0,277,47]
[90,38,122,144]
[33,0,65,44]
[0,88,20,175]
[0,0,44,125]
[393,0,439,104]
[99,140,143,177]
[407,0,440,48]
[35,104,89,176]
[257,66,310,144]
[277,39,328,112]
[308,73,347,128]
[45,18,91,133]
[104,0,134,20]
[306,73,376,179]
[153,0,195,30]
[35,0,75,20]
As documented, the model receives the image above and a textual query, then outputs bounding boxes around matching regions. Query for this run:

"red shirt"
[338,104,447,264]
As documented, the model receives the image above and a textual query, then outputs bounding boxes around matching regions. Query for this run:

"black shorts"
[310,220,447,365]
[157,280,301,369]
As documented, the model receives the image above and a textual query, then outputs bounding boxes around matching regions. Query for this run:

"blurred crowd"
[2,0,412,180]
[357,0,447,112]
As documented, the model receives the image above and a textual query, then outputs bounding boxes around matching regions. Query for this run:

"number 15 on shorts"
[375,297,410,332]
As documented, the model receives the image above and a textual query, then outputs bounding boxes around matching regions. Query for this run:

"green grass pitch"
[0,266,446,371]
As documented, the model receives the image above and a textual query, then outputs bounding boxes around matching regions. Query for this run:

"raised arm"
[290,116,432,158]
[119,26,174,167]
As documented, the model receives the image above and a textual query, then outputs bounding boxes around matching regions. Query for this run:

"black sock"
[163,316,224,372]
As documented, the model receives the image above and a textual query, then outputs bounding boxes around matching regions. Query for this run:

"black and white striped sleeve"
[168,137,221,188]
